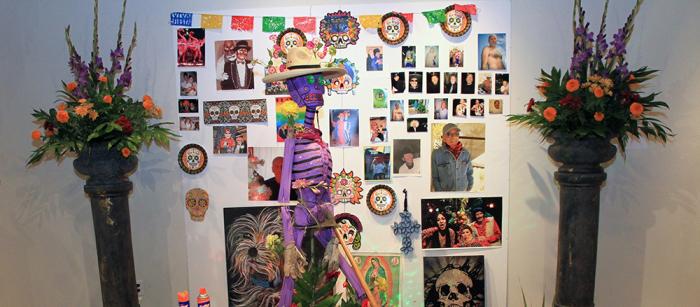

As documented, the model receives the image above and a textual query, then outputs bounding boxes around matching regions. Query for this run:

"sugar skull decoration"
[185,188,209,221]
[325,58,359,95]
[204,100,267,124]
[319,10,360,49]
[379,12,409,45]
[366,184,397,216]
[441,5,472,37]
[335,213,363,250]
[276,28,307,55]
[330,169,363,205]
[178,143,207,174]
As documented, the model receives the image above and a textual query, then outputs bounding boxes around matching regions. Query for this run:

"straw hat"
[262,47,346,83]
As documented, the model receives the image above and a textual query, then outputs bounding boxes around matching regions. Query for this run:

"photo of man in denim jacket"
[431,123,474,191]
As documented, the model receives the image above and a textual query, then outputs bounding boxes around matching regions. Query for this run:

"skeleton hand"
[283,244,307,279]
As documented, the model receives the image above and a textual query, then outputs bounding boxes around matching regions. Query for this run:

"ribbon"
[231,16,254,31]
[454,4,478,15]
[359,15,382,28]
[263,16,286,32]
[200,14,223,29]
[170,12,193,26]
[422,9,446,24]
[293,17,316,33]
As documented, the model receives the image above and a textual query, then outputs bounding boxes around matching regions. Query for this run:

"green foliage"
[292,260,342,307]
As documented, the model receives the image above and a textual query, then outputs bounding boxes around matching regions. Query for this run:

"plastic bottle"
[196,288,211,307]
[178,291,190,307]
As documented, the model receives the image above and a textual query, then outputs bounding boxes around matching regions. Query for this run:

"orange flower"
[57,102,67,111]
[151,106,163,118]
[143,95,152,102]
[66,82,77,92]
[98,75,108,83]
[630,102,644,117]
[31,130,42,140]
[78,98,87,104]
[88,110,99,121]
[593,86,605,98]
[565,79,580,92]
[594,112,605,122]
[142,98,154,110]
[121,147,131,158]
[75,103,93,117]
[56,110,70,123]
[103,95,113,104]
[628,75,641,91]
[543,107,557,122]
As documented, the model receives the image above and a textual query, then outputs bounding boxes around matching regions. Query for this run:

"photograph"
[444,72,459,94]
[434,98,449,120]
[370,116,388,143]
[176,28,205,67]
[364,146,391,181]
[424,256,485,307]
[449,46,464,67]
[366,46,384,71]
[470,98,485,117]
[461,72,476,94]
[213,125,247,154]
[330,109,360,147]
[495,73,509,95]
[247,147,297,201]
[392,139,421,175]
[402,46,416,68]
[430,123,486,192]
[425,45,439,68]
[179,71,198,96]
[408,99,429,115]
[178,98,198,113]
[179,116,199,131]
[215,39,254,90]
[478,33,507,70]
[390,72,405,94]
[336,254,402,306]
[489,99,503,114]
[452,98,469,118]
[408,72,423,93]
[390,100,405,122]
[426,72,441,94]
[478,72,493,95]
[275,96,306,142]
[407,118,428,133]
[373,88,388,108]
[421,197,502,249]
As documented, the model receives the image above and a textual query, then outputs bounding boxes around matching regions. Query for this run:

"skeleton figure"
[436,269,474,307]
[250,103,263,120]
[383,17,402,41]
[185,188,209,221]
[209,105,221,122]
[228,105,240,121]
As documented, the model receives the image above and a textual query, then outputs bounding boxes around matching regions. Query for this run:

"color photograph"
[179,116,199,131]
[336,254,402,307]
[275,96,306,142]
[366,46,384,71]
[434,98,449,120]
[402,45,416,68]
[392,139,421,175]
[390,100,405,122]
[330,109,360,147]
[421,197,503,249]
[179,71,198,96]
[425,45,439,68]
[212,125,247,154]
[247,147,297,201]
[478,33,507,71]
[407,118,428,133]
[430,123,485,192]
[215,39,255,90]
[177,28,205,66]
[369,116,388,143]
[364,146,391,181]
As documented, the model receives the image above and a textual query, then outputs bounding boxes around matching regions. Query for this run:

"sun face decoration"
[330,169,363,205]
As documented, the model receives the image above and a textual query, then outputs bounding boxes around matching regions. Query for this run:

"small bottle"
[196,288,211,307]
[178,291,190,307]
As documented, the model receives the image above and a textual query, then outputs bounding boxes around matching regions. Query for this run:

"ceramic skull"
[436,269,473,307]
[209,105,221,122]
[228,105,240,121]
[185,188,209,222]
[250,104,262,119]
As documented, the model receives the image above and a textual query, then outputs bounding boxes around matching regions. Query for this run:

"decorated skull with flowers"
[507,0,672,153]
[28,0,176,165]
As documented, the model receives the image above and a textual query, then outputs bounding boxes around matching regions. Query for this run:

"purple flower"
[117,68,132,89]
[109,47,124,74]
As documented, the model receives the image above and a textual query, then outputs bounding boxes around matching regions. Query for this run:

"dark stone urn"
[73,142,139,307]
[548,134,616,307]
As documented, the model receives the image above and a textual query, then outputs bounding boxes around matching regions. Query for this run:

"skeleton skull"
[185,148,202,169]
[383,17,402,41]
[185,188,209,222]
[330,33,352,49]
[338,218,358,246]
[209,105,221,122]
[436,269,473,307]
[250,104,262,120]
[281,34,302,53]
[223,40,236,62]
[228,105,240,121]
[446,11,465,32]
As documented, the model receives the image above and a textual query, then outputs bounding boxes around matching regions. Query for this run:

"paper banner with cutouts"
[262,16,285,32]
[170,12,193,26]
[293,16,316,33]
[359,15,382,28]
[201,14,223,29]
[422,9,446,24]
[231,16,254,31]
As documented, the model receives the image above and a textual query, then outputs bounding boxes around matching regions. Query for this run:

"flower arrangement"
[507,0,672,153]
[28,0,176,165]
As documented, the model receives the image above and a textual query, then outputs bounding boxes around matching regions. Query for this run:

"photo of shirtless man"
[479,34,506,70]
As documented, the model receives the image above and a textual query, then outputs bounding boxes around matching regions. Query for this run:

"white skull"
[436,269,473,307]
[250,104,262,119]
[228,105,240,121]
[384,17,401,40]
[186,149,201,169]
[209,105,221,121]
[446,11,464,32]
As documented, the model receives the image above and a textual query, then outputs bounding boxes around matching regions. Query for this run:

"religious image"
[408,72,423,93]
[247,147,297,201]
[426,72,441,94]
[179,116,199,131]
[179,71,198,96]
[425,45,439,68]
[215,40,254,90]
[366,46,383,71]
[390,100,405,122]
[364,146,391,181]
[369,116,388,143]
[390,72,405,94]
[275,96,305,142]
[449,46,464,67]
[224,206,284,306]
[373,88,388,108]
[470,98,485,117]
[452,98,468,118]
[495,73,510,95]
[489,99,503,114]
[409,99,428,115]
[402,46,416,68]
[212,126,247,154]
[392,139,421,176]
[434,98,449,120]
[461,72,476,94]
[336,254,402,306]
[477,72,493,95]
[478,33,507,70]
[176,28,205,66]
[407,118,428,133]
[430,123,485,192]
[421,197,502,249]
[424,256,485,307]
[329,109,360,147]
[178,99,198,113]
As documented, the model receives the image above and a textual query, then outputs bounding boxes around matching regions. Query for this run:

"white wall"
[1,0,698,306]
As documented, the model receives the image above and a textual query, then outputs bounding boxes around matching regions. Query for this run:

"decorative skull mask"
[319,11,360,49]
[228,105,240,121]
[436,269,473,307]
[281,33,304,54]
[330,169,363,205]
[209,105,221,122]
[223,40,236,62]
[446,10,465,32]
[383,17,402,41]
[185,148,202,169]
[325,59,358,96]
[185,188,209,221]
[285,73,326,109]
[250,104,262,119]
[335,213,363,250]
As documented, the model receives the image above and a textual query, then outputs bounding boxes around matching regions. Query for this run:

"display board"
[174,1,510,305]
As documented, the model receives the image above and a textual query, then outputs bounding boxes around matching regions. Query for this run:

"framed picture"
[424,256,485,307]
